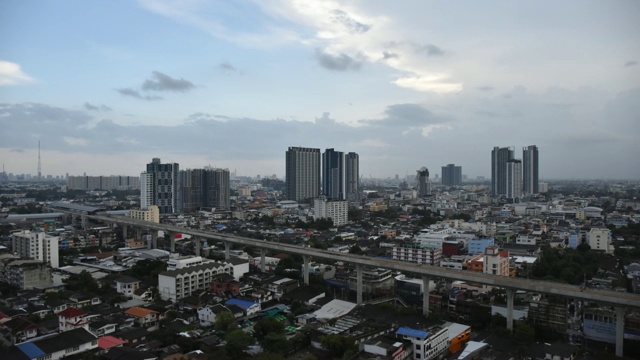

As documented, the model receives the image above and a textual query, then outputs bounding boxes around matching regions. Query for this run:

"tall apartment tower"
[506,159,523,201]
[522,145,539,195]
[180,168,230,212]
[286,147,321,202]
[322,148,345,200]
[345,152,360,201]
[441,164,462,186]
[416,167,431,197]
[491,147,515,196]
[141,158,180,214]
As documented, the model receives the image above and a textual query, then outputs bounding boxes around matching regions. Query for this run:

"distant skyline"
[1,1,639,179]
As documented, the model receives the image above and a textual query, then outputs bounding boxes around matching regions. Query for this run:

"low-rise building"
[10,328,98,360]
[128,205,160,223]
[158,260,233,302]
[58,307,89,332]
[115,276,141,297]
[1,260,52,289]
[124,307,159,328]
[392,243,442,266]
[396,326,449,360]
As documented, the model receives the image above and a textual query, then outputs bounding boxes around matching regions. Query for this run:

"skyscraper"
[322,148,345,200]
[345,152,360,201]
[286,147,321,202]
[523,145,539,195]
[491,147,515,196]
[441,164,462,186]
[416,167,431,196]
[141,158,180,214]
[180,167,230,212]
[506,159,523,201]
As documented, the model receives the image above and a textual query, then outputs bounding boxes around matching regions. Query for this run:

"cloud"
[394,75,463,93]
[9,148,25,153]
[382,51,398,60]
[364,103,449,128]
[476,86,494,92]
[219,62,237,71]
[0,60,34,86]
[330,9,371,34]
[142,71,196,92]
[84,102,112,112]
[416,44,444,56]
[116,88,163,101]
[315,49,363,71]
[63,137,89,146]
[624,60,637,67]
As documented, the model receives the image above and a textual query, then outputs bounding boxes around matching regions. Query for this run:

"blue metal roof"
[17,342,45,359]
[226,298,257,309]
[396,327,429,340]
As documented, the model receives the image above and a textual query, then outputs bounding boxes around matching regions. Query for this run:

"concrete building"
[396,326,449,360]
[506,159,522,202]
[8,328,98,360]
[180,167,230,212]
[286,147,321,202]
[522,145,539,195]
[483,246,509,276]
[322,148,345,200]
[416,167,431,196]
[314,197,348,226]
[67,175,139,190]
[115,276,141,297]
[392,243,442,266]
[1,260,52,289]
[468,238,496,255]
[128,205,160,223]
[491,146,514,196]
[588,227,612,253]
[158,260,233,302]
[345,152,360,200]
[348,268,394,296]
[441,164,462,186]
[10,230,59,268]
[141,158,180,214]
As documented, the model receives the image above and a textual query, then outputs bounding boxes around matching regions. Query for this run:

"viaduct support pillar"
[146,229,152,249]
[356,264,363,305]
[122,225,128,240]
[506,289,515,331]
[616,307,625,357]
[224,242,230,260]
[152,231,158,249]
[260,249,266,273]
[169,232,175,253]
[195,238,201,257]
[422,276,431,317]
[136,228,142,243]
[303,255,310,285]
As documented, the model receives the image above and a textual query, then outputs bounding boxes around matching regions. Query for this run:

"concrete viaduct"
[82,213,640,357]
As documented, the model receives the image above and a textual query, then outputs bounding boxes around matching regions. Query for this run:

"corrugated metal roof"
[396,326,429,340]
[17,342,45,359]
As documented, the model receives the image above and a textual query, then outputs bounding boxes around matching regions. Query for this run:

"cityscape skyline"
[1,1,639,179]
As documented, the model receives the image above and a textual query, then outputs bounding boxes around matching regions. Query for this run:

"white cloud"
[394,75,462,93]
[63,137,89,146]
[355,138,389,148]
[0,60,34,86]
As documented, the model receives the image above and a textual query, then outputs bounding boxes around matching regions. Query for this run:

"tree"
[215,312,238,332]
[253,317,284,340]
[253,353,286,360]
[225,329,255,359]
[320,334,356,359]
[261,333,291,355]
[64,271,99,293]
[348,245,363,255]
[514,322,535,344]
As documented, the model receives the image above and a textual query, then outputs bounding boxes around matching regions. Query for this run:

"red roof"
[57,307,87,318]
[98,336,126,349]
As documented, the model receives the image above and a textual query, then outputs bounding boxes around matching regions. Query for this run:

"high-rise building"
[491,147,515,196]
[180,168,230,212]
[416,167,431,196]
[322,148,345,200]
[286,147,321,202]
[441,164,462,186]
[11,230,59,268]
[506,159,522,201]
[523,145,539,195]
[141,158,180,214]
[345,152,360,201]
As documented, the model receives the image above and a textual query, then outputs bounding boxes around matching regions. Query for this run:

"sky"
[1,0,639,180]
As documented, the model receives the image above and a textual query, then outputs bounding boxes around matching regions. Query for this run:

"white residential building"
[396,326,449,360]
[158,261,233,302]
[588,228,612,253]
[314,198,348,226]
[115,276,141,297]
[11,230,59,268]
[197,304,232,326]
[483,246,510,276]
[392,243,442,266]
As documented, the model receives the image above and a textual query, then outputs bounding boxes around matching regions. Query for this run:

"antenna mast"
[37,141,42,181]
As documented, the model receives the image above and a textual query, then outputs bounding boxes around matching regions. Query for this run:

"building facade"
[588,228,612,253]
[392,243,442,266]
[286,147,321,202]
[180,167,230,212]
[522,145,539,195]
[506,159,522,201]
[441,164,462,186]
[10,230,59,268]
[491,146,514,196]
[1,260,52,289]
[314,197,348,226]
[345,152,360,200]
[322,148,345,200]
[141,158,180,214]
[416,167,431,197]
[158,261,233,302]
[67,175,140,190]
[482,246,510,276]
[128,205,160,223]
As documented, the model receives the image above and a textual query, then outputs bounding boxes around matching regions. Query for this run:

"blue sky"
[1,0,639,179]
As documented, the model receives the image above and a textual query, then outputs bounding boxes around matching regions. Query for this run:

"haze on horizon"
[1,1,639,180]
